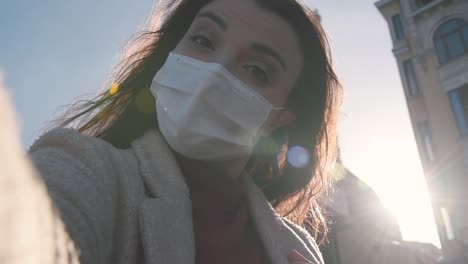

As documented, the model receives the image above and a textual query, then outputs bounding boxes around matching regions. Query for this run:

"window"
[417,121,435,164]
[449,85,468,136]
[402,59,420,97]
[391,14,405,40]
[434,19,468,65]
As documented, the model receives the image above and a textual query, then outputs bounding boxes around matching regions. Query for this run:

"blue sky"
[0,0,440,246]
[0,0,154,143]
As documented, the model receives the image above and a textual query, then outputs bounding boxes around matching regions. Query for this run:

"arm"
[27,128,118,264]
[0,75,79,263]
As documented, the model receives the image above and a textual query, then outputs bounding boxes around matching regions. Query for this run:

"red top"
[184,166,270,264]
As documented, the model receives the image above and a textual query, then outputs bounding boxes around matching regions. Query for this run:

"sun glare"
[364,152,442,248]
[342,133,442,249]
[379,182,441,248]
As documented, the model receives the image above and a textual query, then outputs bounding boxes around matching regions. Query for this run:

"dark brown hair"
[54,0,341,240]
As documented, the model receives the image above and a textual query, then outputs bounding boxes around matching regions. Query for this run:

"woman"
[26,0,341,263]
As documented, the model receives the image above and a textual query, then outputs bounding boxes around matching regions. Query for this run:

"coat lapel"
[131,129,195,264]
[131,129,320,264]
[242,174,321,264]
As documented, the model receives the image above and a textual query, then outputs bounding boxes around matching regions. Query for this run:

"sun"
[372,169,441,248]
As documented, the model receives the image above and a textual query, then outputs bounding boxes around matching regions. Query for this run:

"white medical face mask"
[150,52,284,161]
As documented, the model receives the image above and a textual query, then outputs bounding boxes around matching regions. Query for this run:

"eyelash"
[243,65,271,85]
[189,34,271,86]
[190,34,214,50]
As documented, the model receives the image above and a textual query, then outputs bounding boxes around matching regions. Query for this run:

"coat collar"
[130,129,318,264]
[131,129,194,264]
[243,173,321,264]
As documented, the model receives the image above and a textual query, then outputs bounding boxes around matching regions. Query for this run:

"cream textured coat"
[26,127,324,264]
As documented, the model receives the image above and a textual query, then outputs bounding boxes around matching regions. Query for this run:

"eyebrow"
[251,42,287,71]
[196,11,228,31]
[196,10,287,71]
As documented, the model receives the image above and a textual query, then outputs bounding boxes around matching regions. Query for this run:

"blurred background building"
[320,164,440,264]
[375,0,468,262]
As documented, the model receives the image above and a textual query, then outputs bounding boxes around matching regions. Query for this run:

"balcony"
[392,40,410,56]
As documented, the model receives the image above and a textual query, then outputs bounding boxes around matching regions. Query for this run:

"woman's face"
[173,0,304,108]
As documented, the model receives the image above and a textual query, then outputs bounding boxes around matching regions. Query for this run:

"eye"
[243,65,270,85]
[190,34,214,50]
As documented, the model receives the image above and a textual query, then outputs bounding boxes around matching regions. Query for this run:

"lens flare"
[108,83,119,96]
[287,146,310,168]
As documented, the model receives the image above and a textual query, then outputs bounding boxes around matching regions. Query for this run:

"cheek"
[261,80,296,107]
[172,37,192,56]
[172,30,204,57]
[257,113,276,136]
[172,36,214,63]
[277,69,303,104]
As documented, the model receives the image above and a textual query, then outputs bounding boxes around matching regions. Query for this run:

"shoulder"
[283,218,324,264]
[28,127,135,173]
[27,127,139,263]
[27,127,130,203]
[27,126,122,189]
[29,127,113,157]
[28,127,144,197]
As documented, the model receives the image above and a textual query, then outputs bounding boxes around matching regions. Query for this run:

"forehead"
[196,0,302,59]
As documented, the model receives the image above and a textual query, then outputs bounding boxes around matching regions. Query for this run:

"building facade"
[375,0,468,259]
[320,166,440,264]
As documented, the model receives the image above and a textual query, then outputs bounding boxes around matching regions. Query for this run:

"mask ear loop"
[272,106,287,111]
